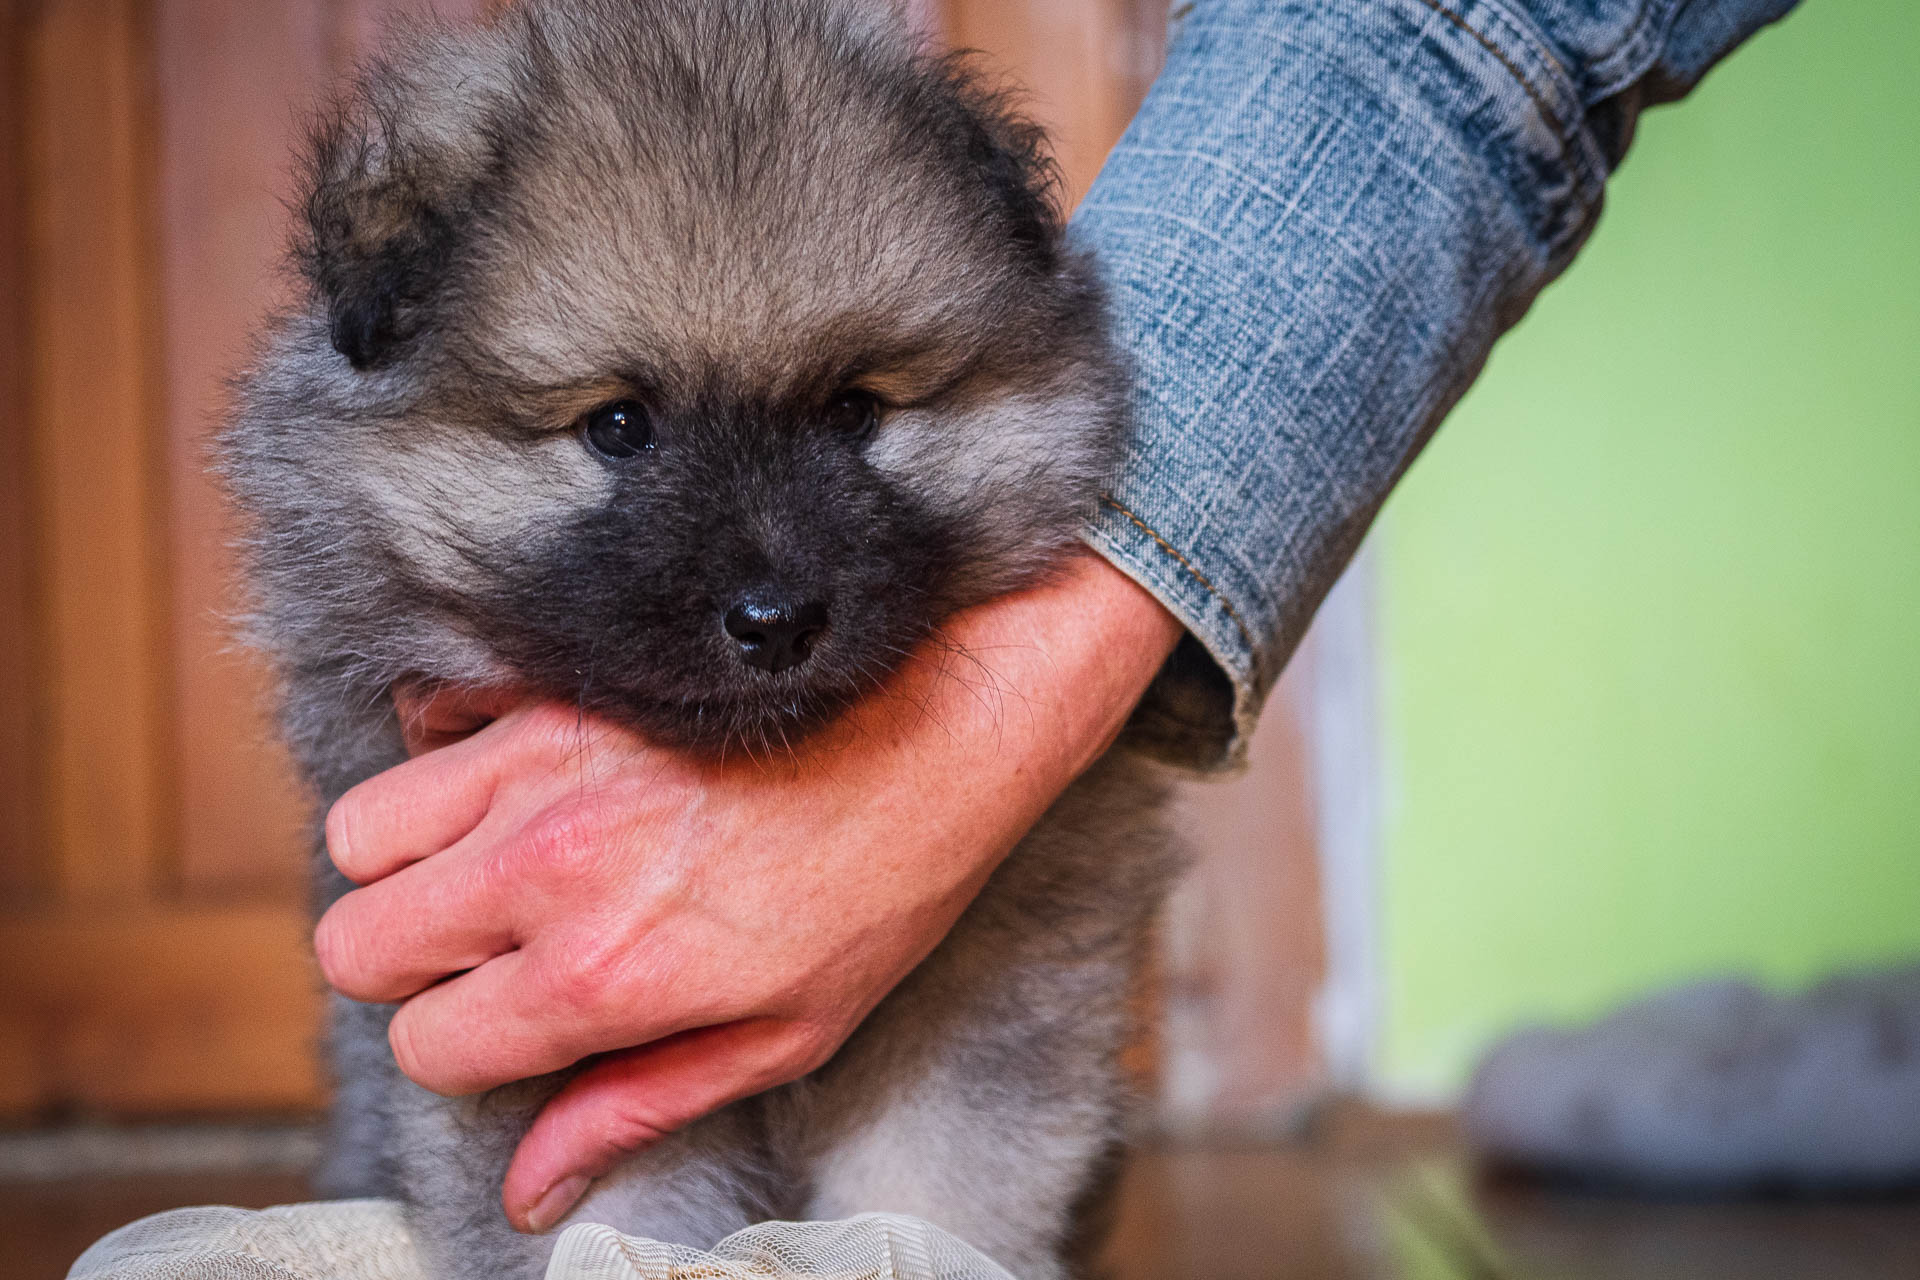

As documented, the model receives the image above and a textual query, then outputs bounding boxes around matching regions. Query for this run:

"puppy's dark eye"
[825,390,881,440]
[581,400,655,459]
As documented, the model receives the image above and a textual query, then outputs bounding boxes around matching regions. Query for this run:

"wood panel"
[936,0,1164,207]
[0,0,46,903]
[155,0,341,898]
[23,0,171,905]
[152,0,501,905]
[0,908,321,1114]
[0,0,501,1123]
[1162,672,1329,1138]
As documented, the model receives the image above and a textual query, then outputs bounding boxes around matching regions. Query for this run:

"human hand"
[313,548,1181,1233]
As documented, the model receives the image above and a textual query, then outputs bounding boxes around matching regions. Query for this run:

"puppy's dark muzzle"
[724,596,828,673]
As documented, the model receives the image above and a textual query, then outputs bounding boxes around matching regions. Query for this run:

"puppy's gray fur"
[223,2,1177,1276]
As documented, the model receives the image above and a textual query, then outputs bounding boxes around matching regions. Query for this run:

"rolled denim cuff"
[1073,0,1796,771]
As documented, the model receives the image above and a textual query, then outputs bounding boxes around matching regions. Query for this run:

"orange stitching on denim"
[1410,0,1567,137]
[1099,495,1257,656]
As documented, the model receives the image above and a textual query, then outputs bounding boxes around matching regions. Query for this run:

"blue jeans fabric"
[1074,0,1798,769]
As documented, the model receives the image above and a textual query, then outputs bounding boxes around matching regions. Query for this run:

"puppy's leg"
[794,1002,1130,1280]
[562,1111,777,1241]
[315,993,404,1198]
[392,1075,775,1280]
[314,848,403,1199]
[787,759,1173,1280]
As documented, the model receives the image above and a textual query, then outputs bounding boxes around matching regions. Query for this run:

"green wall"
[1375,1,1920,1097]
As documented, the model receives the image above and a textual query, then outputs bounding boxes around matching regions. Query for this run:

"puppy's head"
[229,0,1124,753]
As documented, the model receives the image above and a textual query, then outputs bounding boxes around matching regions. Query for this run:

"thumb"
[502,1019,812,1234]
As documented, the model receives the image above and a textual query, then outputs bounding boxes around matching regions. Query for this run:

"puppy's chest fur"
[225,2,1179,1277]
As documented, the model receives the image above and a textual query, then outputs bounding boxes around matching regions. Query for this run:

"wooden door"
[0,0,486,1121]
[0,0,327,1118]
[0,0,1325,1132]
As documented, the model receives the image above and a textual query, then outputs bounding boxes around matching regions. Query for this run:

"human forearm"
[1074,0,1799,769]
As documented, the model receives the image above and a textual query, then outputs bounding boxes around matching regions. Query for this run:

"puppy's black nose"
[724,596,828,673]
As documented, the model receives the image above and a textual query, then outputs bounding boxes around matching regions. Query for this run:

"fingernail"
[525,1174,591,1234]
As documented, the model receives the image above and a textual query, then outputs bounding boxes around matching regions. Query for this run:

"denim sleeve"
[1075,0,1799,770]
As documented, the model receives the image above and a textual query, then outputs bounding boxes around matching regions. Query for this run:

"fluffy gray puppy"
[223,1,1176,1276]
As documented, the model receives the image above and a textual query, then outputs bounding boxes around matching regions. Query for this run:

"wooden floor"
[6,1113,1920,1279]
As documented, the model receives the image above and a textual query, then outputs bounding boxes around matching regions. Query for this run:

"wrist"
[837,547,1180,874]
[1010,548,1185,778]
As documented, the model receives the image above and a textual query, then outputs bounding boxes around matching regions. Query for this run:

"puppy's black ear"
[298,42,510,370]
[936,56,1064,273]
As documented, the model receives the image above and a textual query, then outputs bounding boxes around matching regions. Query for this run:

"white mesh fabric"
[69,1204,1017,1280]
[68,1201,420,1280]
[546,1214,1016,1280]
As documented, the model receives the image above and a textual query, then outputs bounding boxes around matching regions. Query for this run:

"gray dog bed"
[1464,965,1920,1193]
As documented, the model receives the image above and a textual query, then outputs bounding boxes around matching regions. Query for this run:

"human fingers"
[325,699,593,884]
[383,934,716,1097]
[313,833,520,1003]
[501,1019,832,1233]
[324,732,505,885]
